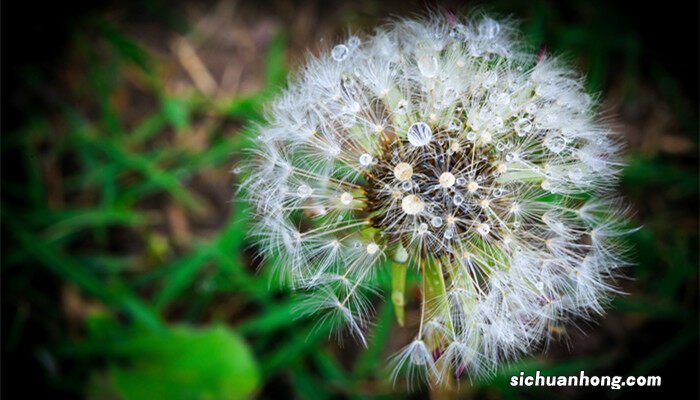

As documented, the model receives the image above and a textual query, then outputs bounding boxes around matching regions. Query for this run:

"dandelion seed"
[439,172,456,188]
[402,194,425,215]
[394,162,413,181]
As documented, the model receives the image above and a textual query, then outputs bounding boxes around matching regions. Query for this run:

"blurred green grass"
[2,1,698,399]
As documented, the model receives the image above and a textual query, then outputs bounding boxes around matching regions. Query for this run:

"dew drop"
[359,153,373,166]
[410,346,427,365]
[347,36,361,48]
[394,246,409,263]
[482,71,498,87]
[340,113,356,128]
[448,118,463,131]
[468,43,483,57]
[453,194,464,206]
[297,184,312,198]
[514,118,532,137]
[478,18,500,39]
[418,223,429,234]
[331,44,349,61]
[568,166,584,182]
[477,223,491,235]
[544,133,567,154]
[315,206,328,216]
[444,87,458,100]
[466,131,477,141]
[417,54,439,78]
[407,122,433,147]
[342,78,357,96]
[366,242,379,255]
[491,117,504,130]
[431,217,443,228]
[396,99,408,114]
[444,230,454,240]
[449,24,467,41]
[456,177,467,186]
[340,192,353,205]
[401,180,413,191]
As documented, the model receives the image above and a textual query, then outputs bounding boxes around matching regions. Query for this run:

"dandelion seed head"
[242,13,633,384]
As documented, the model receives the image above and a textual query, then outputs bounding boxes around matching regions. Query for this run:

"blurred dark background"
[2,0,698,399]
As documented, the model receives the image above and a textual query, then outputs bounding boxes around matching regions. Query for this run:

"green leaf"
[98,21,152,72]
[264,31,287,87]
[5,212,163,330]
[352,301,392,379]
[223,94,263,121]
[40,208,154,241]
[161,96,190,131]
[236,300,300,335]
[154,247,212,308]
[104,325,259,400]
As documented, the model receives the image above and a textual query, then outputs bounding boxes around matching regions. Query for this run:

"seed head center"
[439,172,456,188]
[394,162,413,181]
[401,194,425,215]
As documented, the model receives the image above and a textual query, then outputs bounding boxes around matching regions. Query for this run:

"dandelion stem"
[417,259,426,341]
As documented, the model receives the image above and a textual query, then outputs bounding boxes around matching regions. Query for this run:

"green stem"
[390,262,407,326]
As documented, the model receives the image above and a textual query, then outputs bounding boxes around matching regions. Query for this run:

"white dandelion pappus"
[241,14,633,385]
